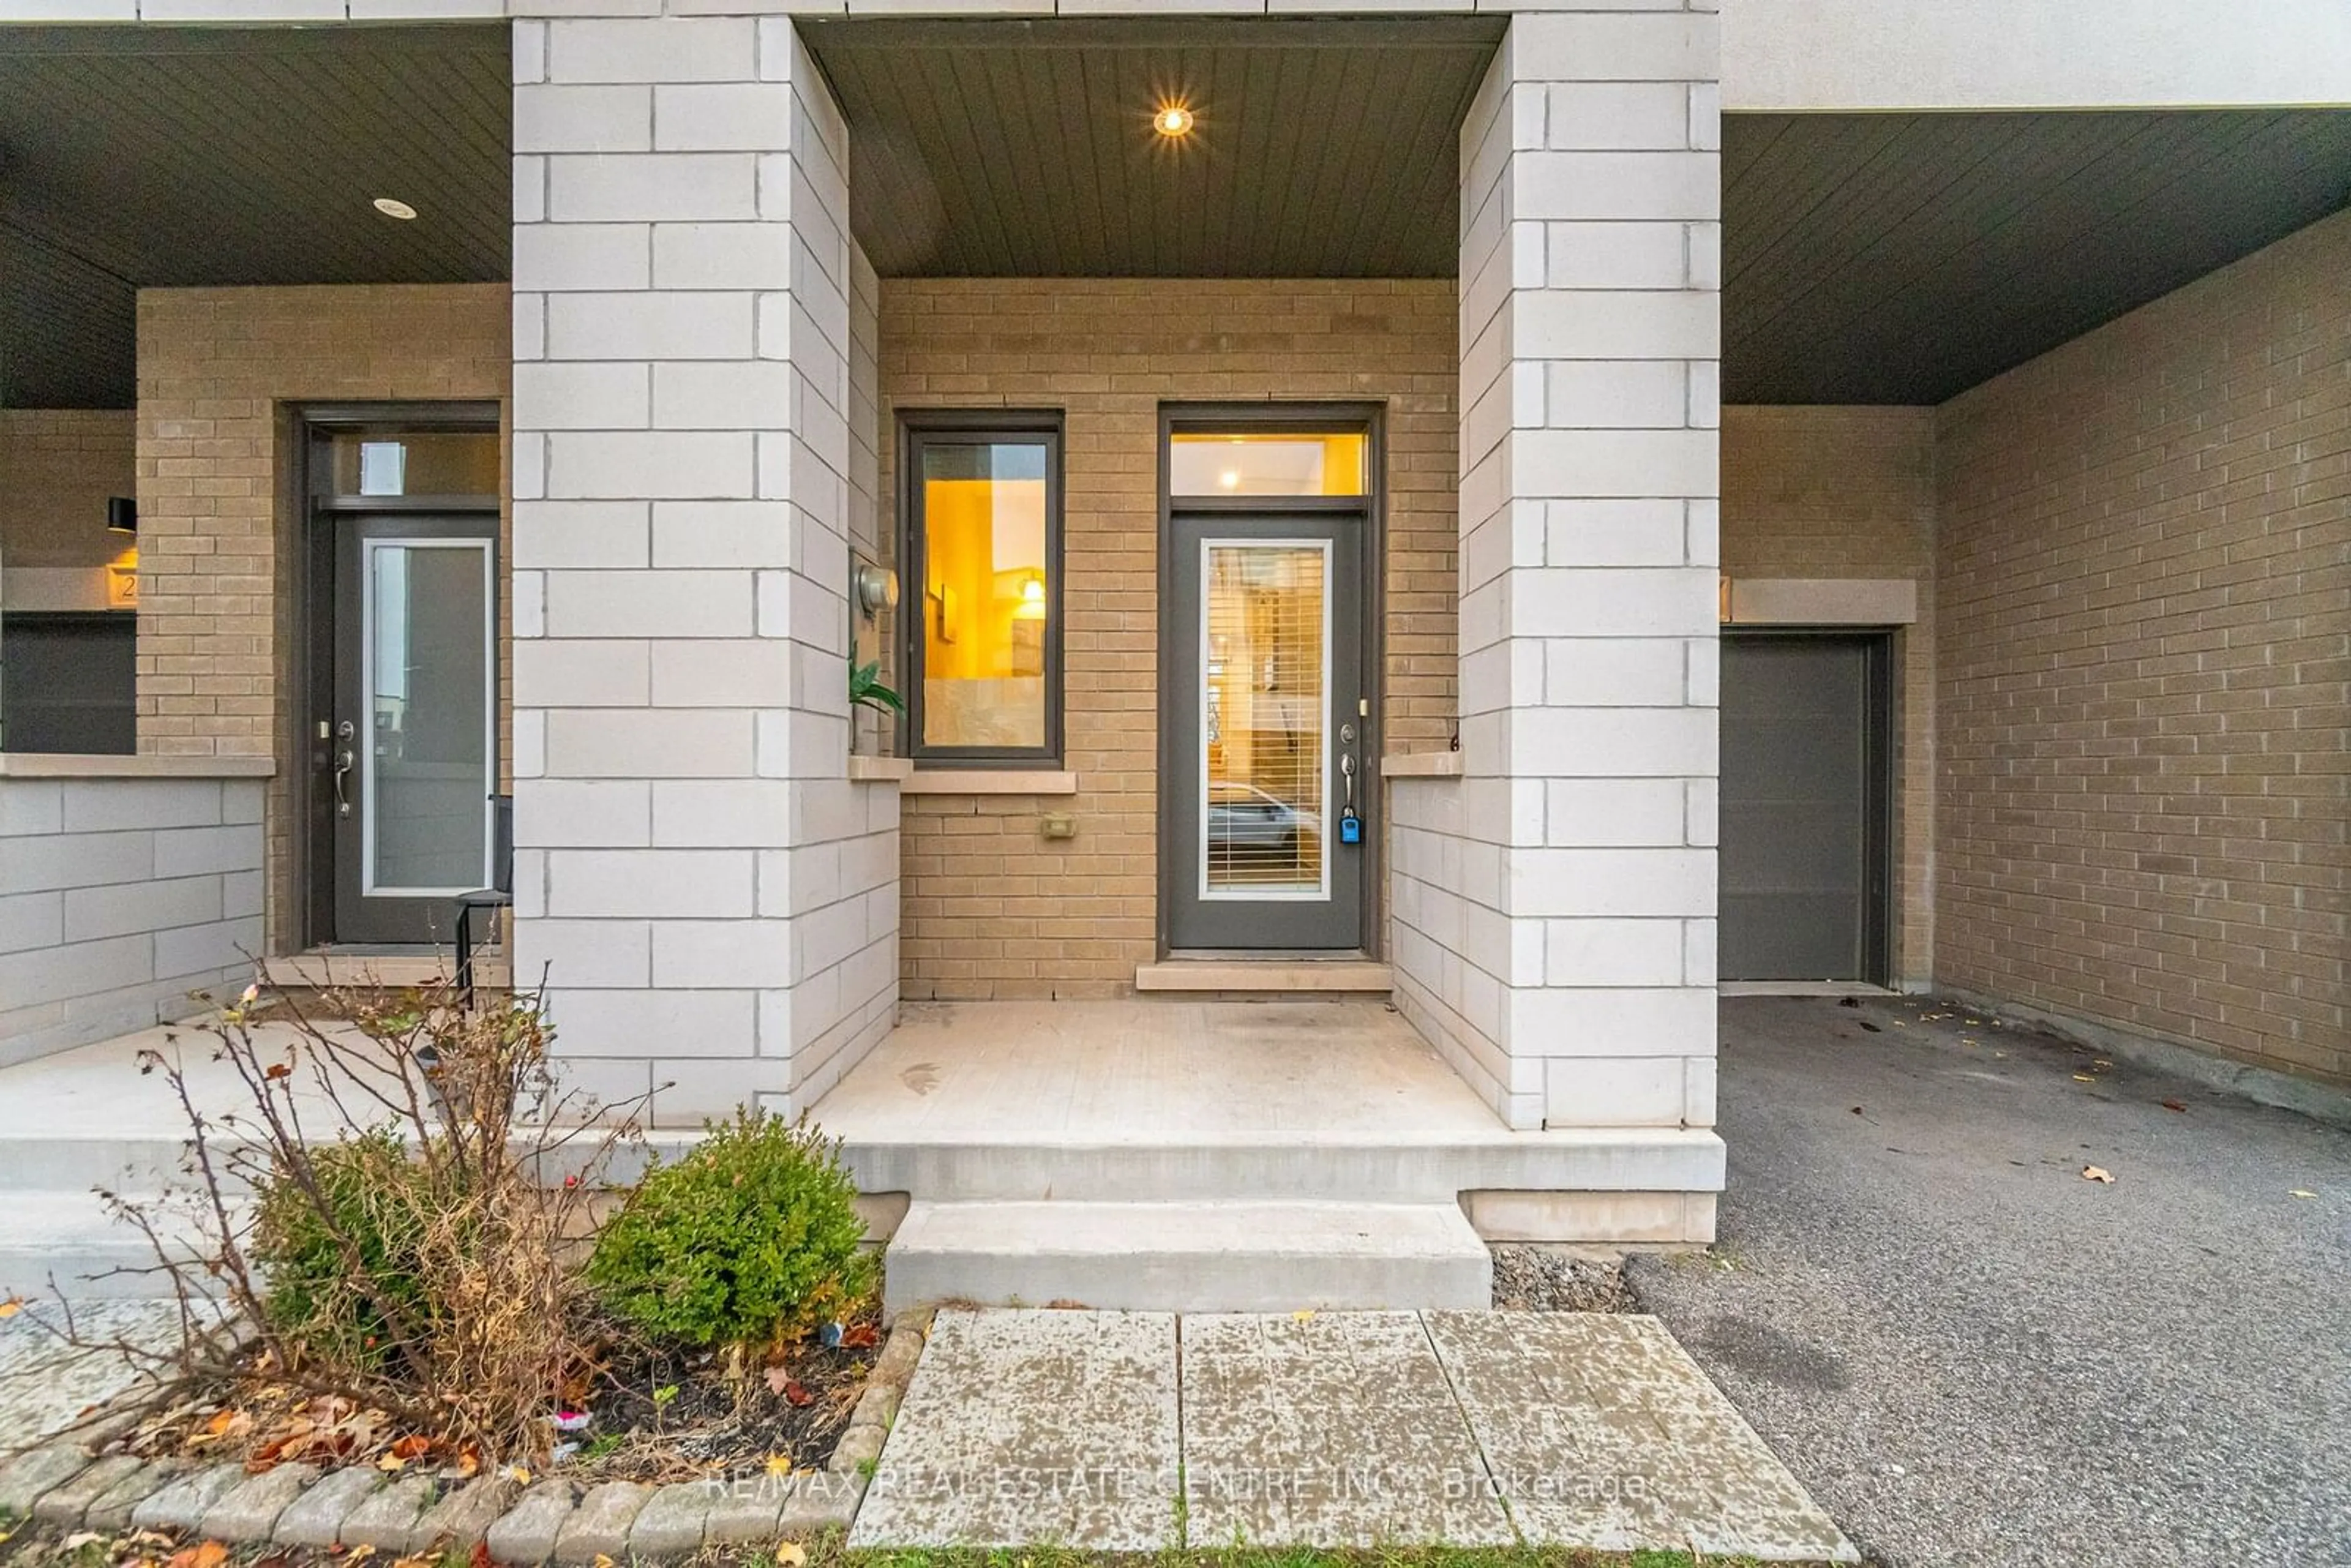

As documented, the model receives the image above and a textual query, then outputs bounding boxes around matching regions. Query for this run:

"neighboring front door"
[1165,512,1369,950]
[327,514,498,945]
[1719,632,1891,983]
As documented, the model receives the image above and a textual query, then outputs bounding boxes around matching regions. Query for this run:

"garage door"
[1719,632,1889,983]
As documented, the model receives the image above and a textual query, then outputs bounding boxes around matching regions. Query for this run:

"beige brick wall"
[879,279,1458,998]
[1937,211,2349,1086]
[135,283,512,953]
[1721,405,1938,986]
[0,410,137,586]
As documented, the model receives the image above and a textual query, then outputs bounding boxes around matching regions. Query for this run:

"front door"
[1166,513,1368,950]
[327,514,498,945]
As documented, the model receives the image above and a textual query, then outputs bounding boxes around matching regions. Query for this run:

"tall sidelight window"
[901,416,1063,763]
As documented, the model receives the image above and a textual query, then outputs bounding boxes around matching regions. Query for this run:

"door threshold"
[1136,958,1393,994]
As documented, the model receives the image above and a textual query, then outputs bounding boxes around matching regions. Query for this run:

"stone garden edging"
[0,1314,929,1562]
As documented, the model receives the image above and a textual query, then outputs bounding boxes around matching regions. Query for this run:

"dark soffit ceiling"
[801,16,1505,280]
[1726,110,2351,404]
[1,23,511,409]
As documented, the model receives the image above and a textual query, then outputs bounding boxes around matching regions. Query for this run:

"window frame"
[897,410,1067,768]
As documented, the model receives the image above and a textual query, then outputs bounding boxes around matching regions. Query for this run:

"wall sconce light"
[855,560,900,620]
[107,497,137,535]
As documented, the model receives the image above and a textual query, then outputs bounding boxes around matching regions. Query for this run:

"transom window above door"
[1169,431,1367,497]
[901,415,1064,764]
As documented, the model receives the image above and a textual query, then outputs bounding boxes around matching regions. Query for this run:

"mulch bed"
[1490,1246,1640,1312]
[116,1305,887,1488]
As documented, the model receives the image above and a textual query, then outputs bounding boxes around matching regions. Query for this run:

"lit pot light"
[1153,104,1194,138]
[373,197,419,220]
[1220,471,1241,489]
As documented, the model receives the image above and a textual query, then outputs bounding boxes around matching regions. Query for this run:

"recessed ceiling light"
[373,197,419,221]
[1220,470,1240,489]
[1153,104,1194,138]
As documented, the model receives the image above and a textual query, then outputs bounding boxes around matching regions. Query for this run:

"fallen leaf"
[2082,1165,2115,1184]
[376,1452,408,1472]
[60,1533,105,1551]
[471,1543,494,1568]
[591,1556,615,1568]
[776,1545,807,1568]
[2161,1099,2188,1113]
[391,1556,437,1568]
[1850,1106,1864,1116]
[390,1435,432,1461]
[0,1296,23,1319]
[1837,996,1859,1008]
[2073,1074,2097,1083]
[1291,1309,1316,1322]
[454,1446,482,1480]
[763,1364,792,1398]
[781,1379,813,1408]
[841,1322,880,1348]
[2290,1190,2318,1199]
[343,1545,378,1565]
[167,1542,230,1568]
[1858,1021,1881,1033]
[764,1452,793,1479]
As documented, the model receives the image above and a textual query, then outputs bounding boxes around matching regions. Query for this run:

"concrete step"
[840,1125,1726,1204]
[882,1198,1493,1315]
[0,1190,226,1300]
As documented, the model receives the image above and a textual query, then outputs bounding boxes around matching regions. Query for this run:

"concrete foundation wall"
[877,278,1458,999]
[0,769,265,1066]
[1936,211,2350,1088]
[1720,405,1937,988]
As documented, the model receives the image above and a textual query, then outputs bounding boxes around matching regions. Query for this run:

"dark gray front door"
[1166,512,1368,950]
[328,514,498,945]
[1720,632,1891,982]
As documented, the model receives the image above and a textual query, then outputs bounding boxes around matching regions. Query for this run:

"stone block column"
[1399,5,1719,1174]
[509,12,896,1125]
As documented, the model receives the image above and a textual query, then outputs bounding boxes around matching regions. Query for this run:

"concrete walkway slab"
[1427,1311,1856,1562]
[1181,1311,1513,1548]
[849,1309,1179,1550]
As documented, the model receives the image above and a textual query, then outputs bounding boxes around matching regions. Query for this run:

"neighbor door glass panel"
[1201,541,1330,898]
[918,440,1051,750]
[361,538,492,898]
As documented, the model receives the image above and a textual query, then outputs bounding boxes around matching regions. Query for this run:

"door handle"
[332,749,354,818]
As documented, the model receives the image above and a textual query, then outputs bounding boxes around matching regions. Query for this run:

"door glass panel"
[363,540,490,896]
[1170,432,1365,497]
[919,441,1051,749]
[1201,541,1329,898]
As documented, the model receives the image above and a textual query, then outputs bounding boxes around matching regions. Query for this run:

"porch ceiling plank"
[1723,108,2351,404]
[801,15,1504,281]
[0,22,510,410]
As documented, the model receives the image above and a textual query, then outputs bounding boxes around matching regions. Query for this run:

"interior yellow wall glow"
[923,478,1046,683]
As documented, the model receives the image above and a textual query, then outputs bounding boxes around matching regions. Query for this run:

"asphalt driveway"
[1630,994,2351,1568]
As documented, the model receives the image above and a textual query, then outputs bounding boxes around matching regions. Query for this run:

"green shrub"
[250,1125,438,1373]
[587,1108,875,1353]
